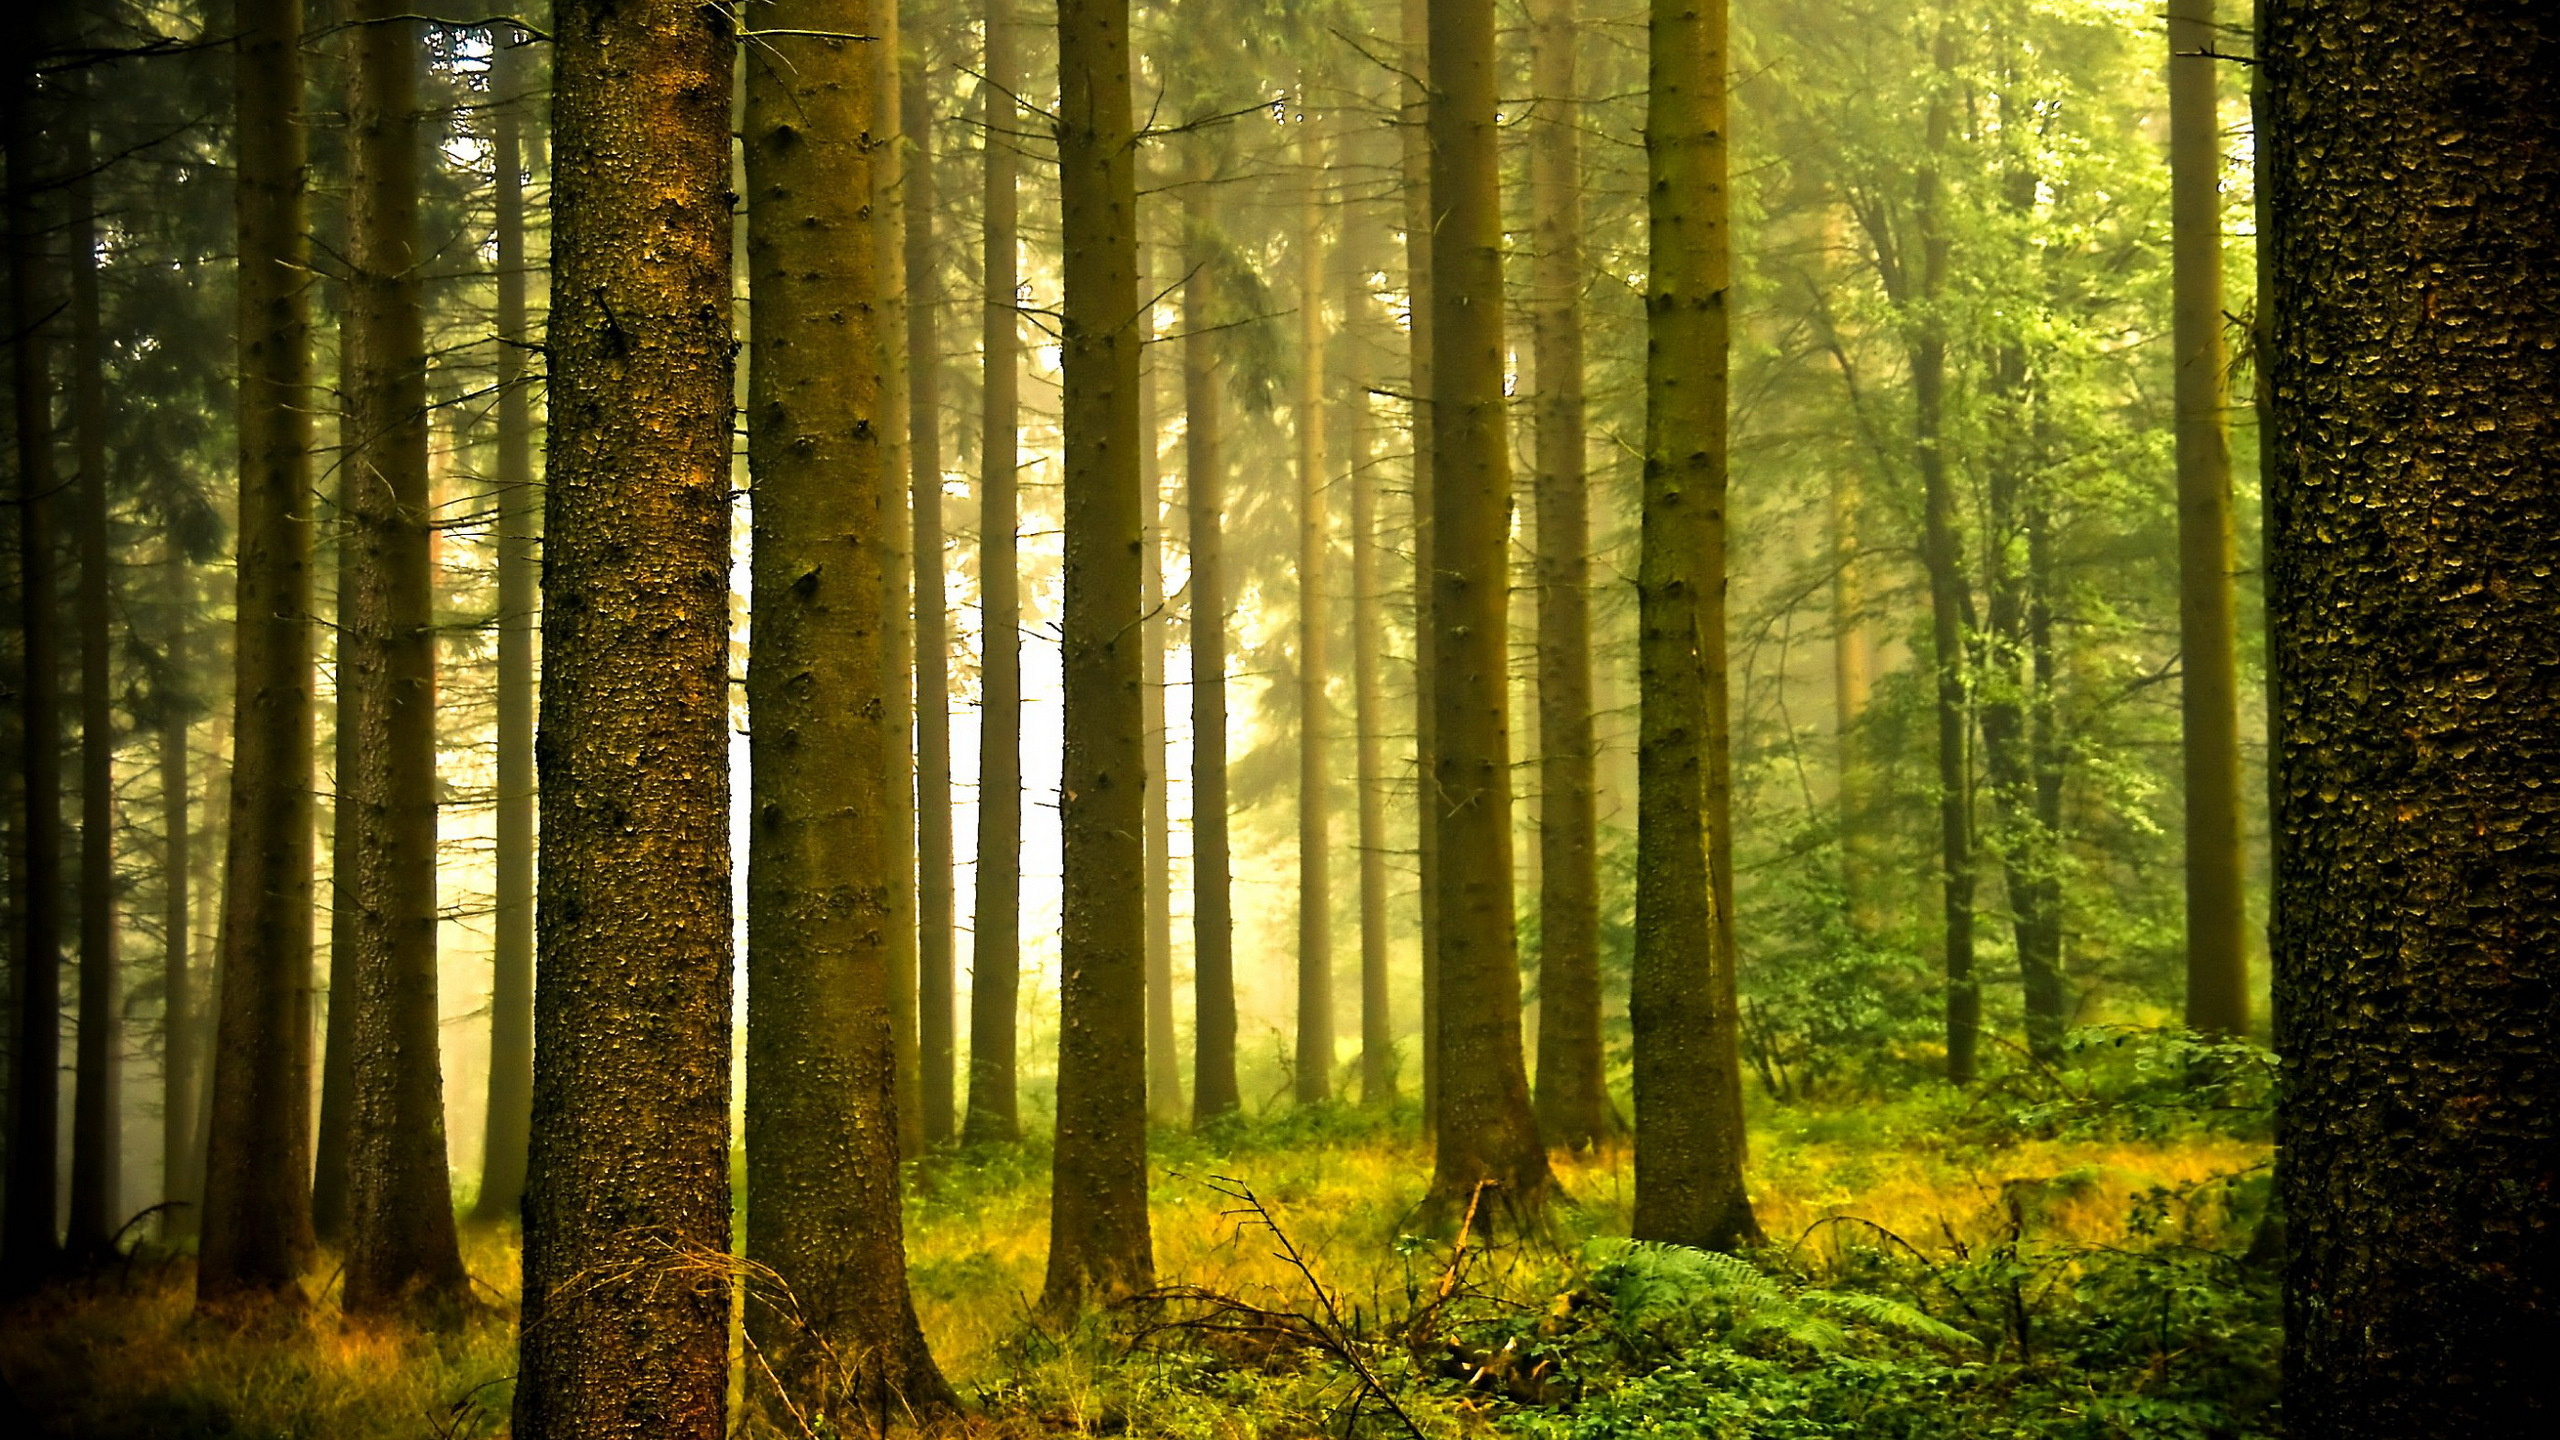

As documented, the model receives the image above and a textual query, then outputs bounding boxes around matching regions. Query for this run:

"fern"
[1798,1289,1981,1352]
[1585,1240,1977,1357]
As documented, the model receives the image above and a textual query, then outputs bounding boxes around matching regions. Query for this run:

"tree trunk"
[1830,463,1874,932]
[876,2,926,1164]
[742,7,958,1419]
[2169,0,2247,1041]
[1421,0,1554,1225]
[66,77,123,1258]
[1400,0,1440,1138]
[905,24,959,1149]
[964,0,1024,1147]
[473,21,537,1223]
[1632,0,1755,1250]
[2262,5,2558,1433]
[1184,142,1239,1127]
[1527,0,1605,1155]
[335,0,468,1315]
[198,0,321,1308]
[1346,169,1392,1110]
[1138,223,1182,1127]
[512,1,735,1433]
[1294,97,1334,1108]
[159,556,199,1246]
[3,24,64,1280]
[1043,0,1155,1312]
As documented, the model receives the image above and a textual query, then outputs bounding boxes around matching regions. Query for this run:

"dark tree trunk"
[198,0,321,1309]
[158,556,199,1246]
[1044,0,1155,1312]
[1632,0,1755,1251]
[2262,4,2559,1434]
[743,6,959,1419]
[472,21,537,1223]
[1420,0,1555,1226]
[1399,0,1440,1136]
[1184,142,1239,1127]
[964,0,1024,1147]
[1293,101,1334,1108]
[1527,0,1605,1155]
[512,1,735,1433]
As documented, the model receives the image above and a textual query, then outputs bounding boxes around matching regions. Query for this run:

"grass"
[0,1082,2276,1438]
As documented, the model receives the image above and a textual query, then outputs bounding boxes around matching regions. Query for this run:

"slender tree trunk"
[1978,402,2067,1064]
[742,8,958,1418]
[1830,463,1872,932]
[1526,0,1604,1155]
[2262,5,2558,1432]
[198,0,320,1307]
[66,82,122,1257]
[3,25,64,1280]
[1138,224,1182,1127]
[905,24,959,1149]
[1420,0,1554,1225]
[964,0,1024,1147]
[2169,0,2247,1040]
[473,22,537,1223]
[159,556,199,1245]
[1399,0,1439,1133]
[1347,190,1392,1110]
[1043,0,1155,1312]
[1294,98,1335,1107]
[335,0,467,1315]
[877,2,925,1164]
[512,1,735,1432]
[1632,0,1756,1250]
[1184,143,1239,1127]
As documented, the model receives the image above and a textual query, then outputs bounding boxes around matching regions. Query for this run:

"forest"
[0,0,2549,1436]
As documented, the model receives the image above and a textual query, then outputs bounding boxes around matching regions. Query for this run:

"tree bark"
[159,555,199,1246]
[1294,95,1335,1107]
[473,21,537,1223]
[877,1,926,1164]
[1345,153,1392,1110]
[198,0,321,1308]
[1138,220,1182,1127]
[742,6,959,1418]
[1421,0,1554,1225]
[2169,0,2247,1040]
[512,1,735,1433]
[1044,0,1155,1312]
[333,0,468,1314]
[1399,0,1440,1137]
[964,0,1024,1146]
[1527,0,1605,1155]
[905,22,959,1149]
[3,20,64,1280]
[1184,142,1239,1127]
[2261,4,2558,1433]
[1632,0,1755,1251]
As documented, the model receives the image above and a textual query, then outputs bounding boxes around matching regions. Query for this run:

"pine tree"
[1184,136,1240,1127]
[1293,88,1335,1108]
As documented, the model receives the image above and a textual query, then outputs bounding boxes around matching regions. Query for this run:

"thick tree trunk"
[1138,229,1182,1127]
[2261,5,2558,1434]
[964,0,1024,1146]
[1399,0,1440,1136]
[159,557,199,1246]
[1420,0,1554,1225]
[2168,0,2247,1040]
[1294,100,1334,1107]
[3,26,64,1280]
[1044,0,1155,1312]
[877,4,925,1164]
[905,26,959,1148]
[1632,0,1755,1251]
[512,2,735,1433]
[473,22,537,1223]
[198,0,321,1308]
[1184,145,1239,1127]
[742,7,959,1419]
[67,86,122,1258]
[1527,0,1605,1155]
[334,0,467,1315]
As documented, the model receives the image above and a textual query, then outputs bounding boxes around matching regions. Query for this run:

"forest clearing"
[0,0,2549,1436]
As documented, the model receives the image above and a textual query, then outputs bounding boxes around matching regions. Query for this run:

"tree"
[472,20,539,1223]
[1138,211,1183,1128]
[1420,0,1553,1223]
[1631,0,1755,1251]
[1526,0,1606,1154]
[512,0,735,1431]
[334,0,467,1313]
[199,0,321,1308]
[876,0,925,1163]
[3,12,64,1283]
[1398,0,1440,1136]
[1184,134,1240,1127]
[965,0,1025,1147]
[742,3,957,1418]
[1293,89,1335,1108]
[157,555,200,1246]
[2261,3,2557,1433]
[1044,0,1155,1311]
[2167,0,2245,1041]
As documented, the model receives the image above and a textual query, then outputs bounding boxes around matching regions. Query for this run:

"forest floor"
[0,1069,2279,1439]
